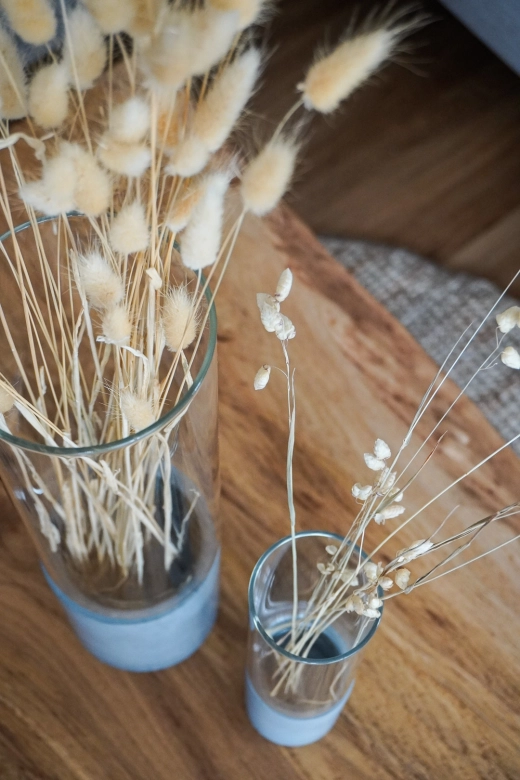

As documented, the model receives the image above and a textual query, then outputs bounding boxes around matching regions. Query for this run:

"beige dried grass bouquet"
[0,0,420,586]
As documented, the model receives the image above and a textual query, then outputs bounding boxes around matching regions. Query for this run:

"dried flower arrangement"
[0,1,421,600]
[254,271,520,694]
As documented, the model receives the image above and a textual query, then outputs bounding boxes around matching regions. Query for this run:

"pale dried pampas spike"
[63,6,107,91]
[300,28,398,113]
[78,251,124,310]
[102,306,132,346]
[166,181,204,233]
[241,138,298,216]
[84,0,137,35]
[143,7,239,90]
[0,28,27,120]
[165,135,209,178]
[275,268,293,302]
[180,172,229,270]
[63,143,112,217]
[110,201,149,255]
[162,287,199,352]
[0,385,14,414]
[98,136,152,177]
[0,0,56,45]
[19,151,77,216]
[28,61,69,129]
[109,97,150,144]
[209,0,267,30]
[193,47,261,153]
[120,391,155,432]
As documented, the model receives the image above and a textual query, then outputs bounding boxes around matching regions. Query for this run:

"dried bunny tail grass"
[109,96,150,144]
[241,137,298,216]
[156,91,192,152]
[19,150,77,216]
[98,135,152,177]
[28,61,69,129]
[193,47,261,153]
[127,0,163,37]
[162,286,199,352]
[166,179,204,233]
[142,6,239,91]
[0,27,27,120]
[0,384,14,414]
[110,201,149,254]
[300,26,402,114]
[63,5,107,91]
[77,251,124,310]
[165,135,209,178]
[63,142,112,217]
[102,305,132,346]
[120,391,155,432]
[0,0,56,45]
[180,172,229,270]
[84,0,137,35]
[209,0,269,30]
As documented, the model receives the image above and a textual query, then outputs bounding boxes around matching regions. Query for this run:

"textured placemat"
[320,237,520,455]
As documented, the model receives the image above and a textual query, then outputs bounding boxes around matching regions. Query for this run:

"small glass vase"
[246,531,382,746]
[0,216,220,671]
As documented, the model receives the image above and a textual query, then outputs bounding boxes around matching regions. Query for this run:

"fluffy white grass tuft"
[28,61,69,129]
[109,96,150,144]
[120,391,155,431]
[65,143,112,217]
[98,137,152,177]
[300,28,397,114]
[166,181,204,233]
[102,305,132,346]
[180,173,229,270]
[63,6,107,91]
[110,201,149,255]
[209,0,267,30]
[78,251,124,311]
[241,138,298,216]
[165,135,209,178]
[0,0,56,45]
[162,287,199,352]
[84,0,136,35]
[0,27,27,120]
[20,152,77,216]
[143,6,239,90]
[193,47,260,153]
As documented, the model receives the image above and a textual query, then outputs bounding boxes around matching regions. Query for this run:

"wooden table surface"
[0,205,519,779]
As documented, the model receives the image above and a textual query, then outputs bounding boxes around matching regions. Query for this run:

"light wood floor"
[252,0,520,294]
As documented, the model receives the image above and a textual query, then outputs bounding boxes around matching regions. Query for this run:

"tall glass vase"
[0,215,220,671]
[246,532,382,746]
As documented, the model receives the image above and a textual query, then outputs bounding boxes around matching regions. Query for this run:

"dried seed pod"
[374,438,391,460]
[364,452,385,471]
[501,346,520,369]
[325,544,337,555]
[254,365,271,390]
[352,483,372,500]
[394,568,411,590]
[496,306,520,334]
[275,268,293,302]
[275,314,296,341]
[378,576,393,591]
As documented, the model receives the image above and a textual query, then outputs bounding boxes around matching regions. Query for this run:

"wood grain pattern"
[0,203,519,778]
[254,0,520,294]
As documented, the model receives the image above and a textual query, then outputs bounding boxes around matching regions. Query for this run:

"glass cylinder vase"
[246,531,382,746]
[0,215,220,671]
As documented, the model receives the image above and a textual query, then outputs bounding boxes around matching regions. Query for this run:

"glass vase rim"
[248,530,383,666]
[0,214,217,458]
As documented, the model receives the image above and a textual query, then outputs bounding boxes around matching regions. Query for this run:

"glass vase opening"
[0,215,220,669]
[246,531,382,746]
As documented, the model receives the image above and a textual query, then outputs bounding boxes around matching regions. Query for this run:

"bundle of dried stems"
[255,271,520,695]
[0,0,420,587]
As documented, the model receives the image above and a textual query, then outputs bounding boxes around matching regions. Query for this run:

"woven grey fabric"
[320,237,520,455]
